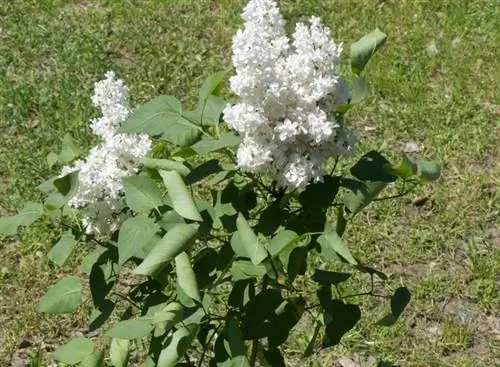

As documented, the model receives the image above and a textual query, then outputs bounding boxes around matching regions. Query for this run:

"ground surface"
[0,0,498,366]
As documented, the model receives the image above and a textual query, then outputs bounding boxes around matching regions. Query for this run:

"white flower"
[62,72,151,234]
[237,136,276,172]
[89,71,131,139]
[225,0,356,190]
[274,119,302,142]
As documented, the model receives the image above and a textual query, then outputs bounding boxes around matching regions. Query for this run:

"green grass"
[0,0,498,365]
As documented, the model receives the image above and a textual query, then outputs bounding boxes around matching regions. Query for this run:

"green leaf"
[119,95,201,146]
[268,230,300,258]
[255,203,287,236]
[214,318,251,367]
[123,175,164,212]
[342,180,388,216]
[228,279,255,309]
[157,325,199,367]
[79,351,104,367]
[241,289,284,340]
[323,300,361,347]
[350,28,387,74]
[38,276,82,314]
[417,160,441,182]
[89,300,115,332]
[199,70,228,101]
[378,287,411,326]
[158,210,185,231]
[139,157,191,177]
[135,233,162,260]
[262,347,285,367]
[59,133,82,164]
[350,76,369,104]
[342,150,396,216]
[313,269,351,285]
[107,318,154,339]
[0,202,44,236]
[133,223,199,276]
[208,170,234,186]
[350,151,396,182]
[175,252,201,303]
[110,339,129,367]
[391,287,411,317]
[191,132,241,155]
[336,206,348,238]
[231,260,267,281]
[286,247,309,281]
[216,242,235,272]
[160,170,202,221]
[225,318,249,359]
[48,231,78,266]
[389,154,418,180]
[117,216,160,265]
[318,222,357,265]
[53,337,94,365]
[89,261,117,308]
[201,95,227,125]
[270,232,310,279]
[302,322,322,359]
[54,171,79,198]
[47,151,59,169]
[80,247,107,275]
[193,248,218,289]
[172,146,197,158]
[268,297,305,347]
[44,192,67,211]
[14,202,45,224]
[233,213,267,265]
[299,175,341,211]
[185,159,223,185]
[151,302,184,332]
[185,95,227,126]
[36,176,57,193]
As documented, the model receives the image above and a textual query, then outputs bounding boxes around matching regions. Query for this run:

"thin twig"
[184,353,194,367]
[250,277,269,366]
[373,182,418,201]
[330,157,340,175]
[249,340,258,367]
[198,324,222,367]
[112,291,142,310]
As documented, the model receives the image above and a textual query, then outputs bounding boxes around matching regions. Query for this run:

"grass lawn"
[0,0,498,366]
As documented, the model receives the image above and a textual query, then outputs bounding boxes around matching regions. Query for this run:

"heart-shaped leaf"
[38,276,83,314]
[48,231,78,267]
[123,175,164,212]
[0,202,44,236]
[117,216,160,265]
[156,325,199,367]
[53,337,94,365]
[323,300,361,347]
[119,95,201,146]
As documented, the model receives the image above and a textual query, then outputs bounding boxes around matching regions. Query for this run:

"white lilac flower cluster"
[62,72,151,234]
[223,0,356,190]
